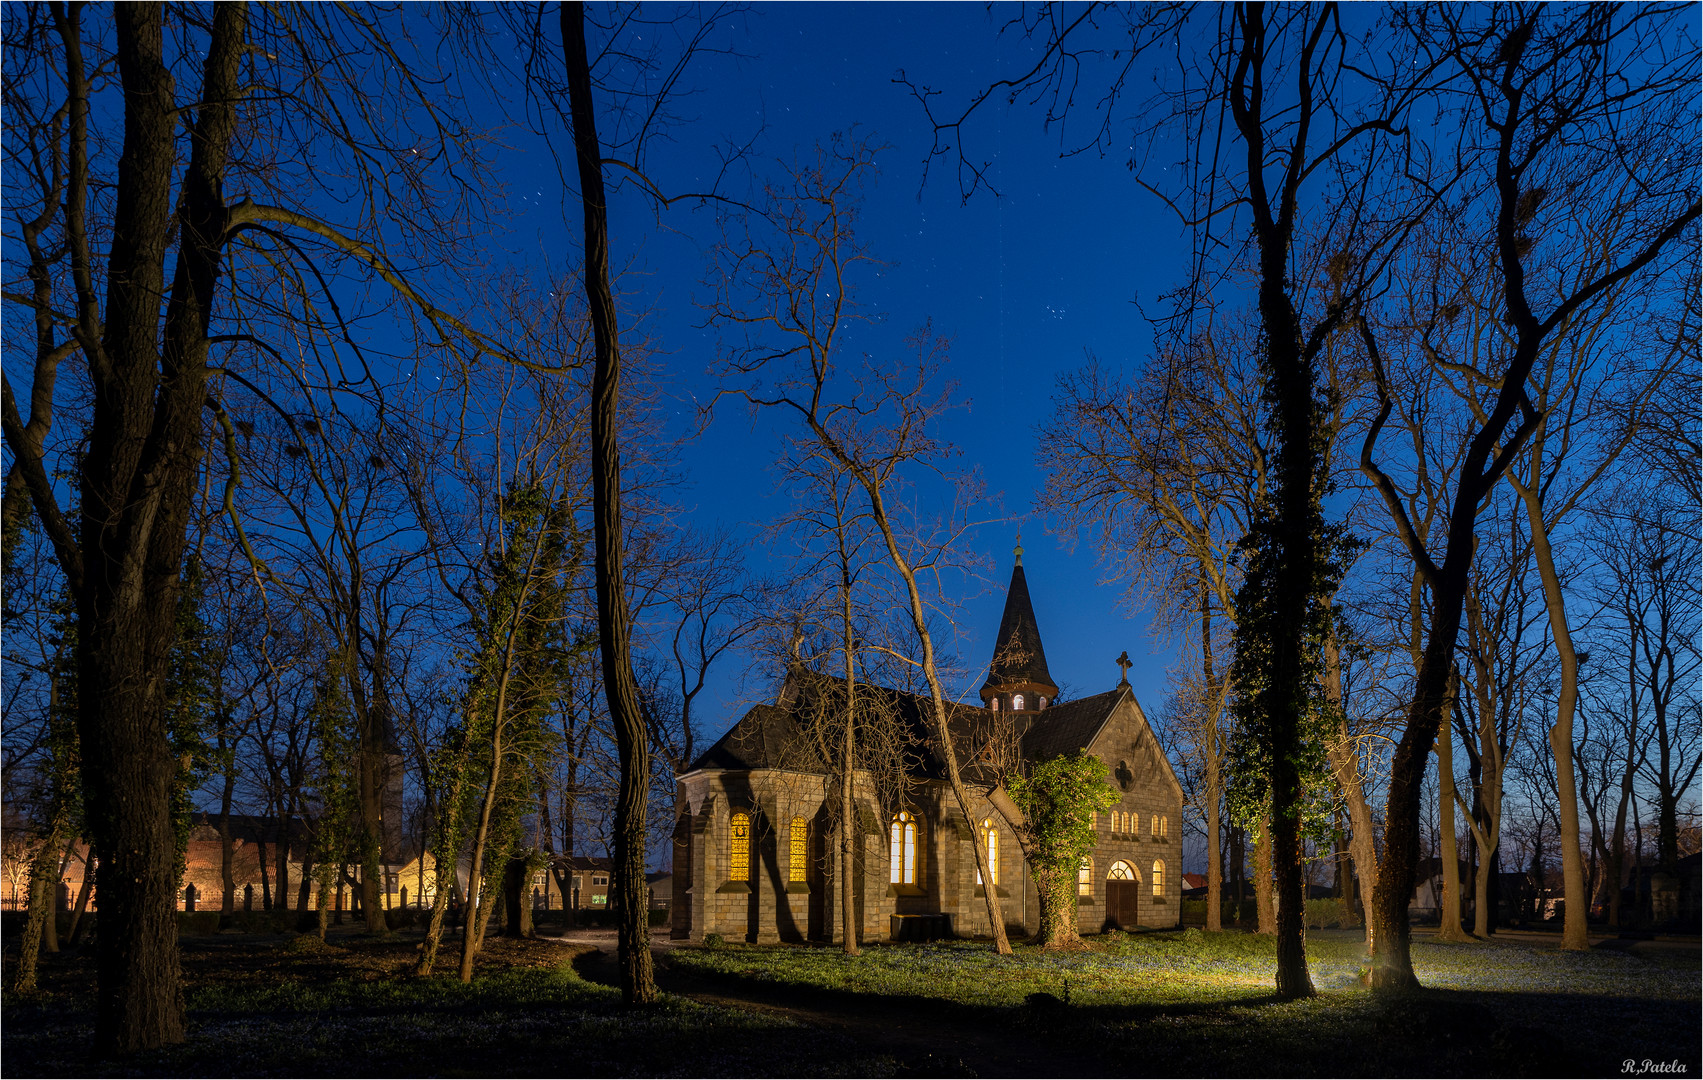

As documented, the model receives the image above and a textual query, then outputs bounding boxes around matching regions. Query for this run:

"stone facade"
[671,557,1184,945]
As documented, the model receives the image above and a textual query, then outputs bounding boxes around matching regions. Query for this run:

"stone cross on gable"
[1116,650,1132,685]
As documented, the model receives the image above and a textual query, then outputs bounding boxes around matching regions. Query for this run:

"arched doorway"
[1106,860,1141,931]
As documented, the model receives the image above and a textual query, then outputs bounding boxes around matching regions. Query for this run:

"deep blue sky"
[499,5,1195,740]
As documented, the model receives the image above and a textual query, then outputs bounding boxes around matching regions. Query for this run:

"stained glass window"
[789,817,808,882]
[729,812,750,882]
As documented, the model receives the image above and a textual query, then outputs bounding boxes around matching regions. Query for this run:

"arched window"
[1152,860,1165,897]
[1037,696,1047,709]
[890,812,916,885]
[729,812,751,882]
[1161,815,1169,840]
[789,817,808,883]
[1107,860,1136,881]
[1078,856,1093,896]
[1150,814,1159,839]
[976,818,999,885]
[991,697,1000,712]
[1012,693,1025,711]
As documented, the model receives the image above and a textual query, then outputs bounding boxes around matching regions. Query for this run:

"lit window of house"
[890,812,916,884]
[1150,814,1159,840]
[789,817,808,882]
[1152,860,1165,897]
[729,812,751,882]
[1161,815,1169,839]
[1012,693,1025,711]
[1108,860,1135,881]
[1078,856,1093,896]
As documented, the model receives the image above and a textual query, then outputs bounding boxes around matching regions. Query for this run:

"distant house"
[1181,873,1207,899]
[1409,857,1474,920]
[646,871,672,911]
[552,855,614,910]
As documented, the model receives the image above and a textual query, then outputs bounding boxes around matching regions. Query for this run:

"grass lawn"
[3,927,1696,1076]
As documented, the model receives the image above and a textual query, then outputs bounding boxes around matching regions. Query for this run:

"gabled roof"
[686,669,975,782]
[1019,686,1125,762]
[981,559,1057,697]
[686,703,812,773]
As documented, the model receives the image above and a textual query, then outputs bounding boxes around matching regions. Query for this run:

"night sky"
[493,5,1195,740]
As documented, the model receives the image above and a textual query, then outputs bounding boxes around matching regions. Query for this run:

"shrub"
[178,911,222,935]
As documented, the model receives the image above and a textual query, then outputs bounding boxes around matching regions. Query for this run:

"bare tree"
[1360,6,1699,975]
[708,141,1012,951]
[1,6,499,1048]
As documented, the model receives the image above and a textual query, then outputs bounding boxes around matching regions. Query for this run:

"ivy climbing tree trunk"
[560,3,657,1006]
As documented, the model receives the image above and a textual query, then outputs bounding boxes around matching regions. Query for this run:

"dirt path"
[559,934,1106,1078]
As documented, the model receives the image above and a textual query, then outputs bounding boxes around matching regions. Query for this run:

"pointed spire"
[980,547,1057,708]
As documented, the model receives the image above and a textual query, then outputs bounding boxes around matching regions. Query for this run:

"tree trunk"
[458,733,504,982]
[1322,630,1377,952]
[1229,826,1245,927]
[1202,587,1222,934]
[560,3,656,1006]
[1254,821,1275,935]
[13,827,68,993]
[1502,479,1588,950]
[68,5,246,1051]
[348,636,391,938]
[839,583,861,956]
[416,874,453,977]
[1436,712,1469,941]
[218,762,237,922]
[862,498,1010,954]
[503,856,534,938]
[67,848,96,947]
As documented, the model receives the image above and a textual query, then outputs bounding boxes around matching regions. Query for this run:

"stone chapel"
[670,549,1184,944]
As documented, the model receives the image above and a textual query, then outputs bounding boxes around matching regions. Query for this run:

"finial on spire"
[1116,650,1132,685]
[1014,532,1024,566]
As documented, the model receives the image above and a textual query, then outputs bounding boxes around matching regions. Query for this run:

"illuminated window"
[1012,693,1025,711]
[1150,814,1159,839]
[1038,696,1047,708]
[1152,860,1165,897]
[1161,815,1169,839]
[729,812,751,882]
[890,812,916,885]
[1078,856,1093,896]
[789,817,808,882]
[991,697,1000,712]
[1107,860,1135,881]
[1089,811,1097,831]
[976,818,999,885]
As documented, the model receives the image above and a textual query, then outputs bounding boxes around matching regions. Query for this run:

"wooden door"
[1106,880,1140,930]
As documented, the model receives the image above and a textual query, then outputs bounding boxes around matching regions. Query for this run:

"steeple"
[980,538,1058,712]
